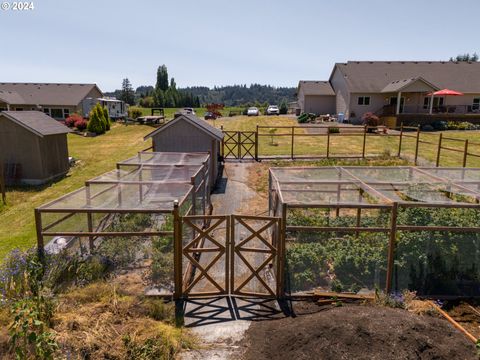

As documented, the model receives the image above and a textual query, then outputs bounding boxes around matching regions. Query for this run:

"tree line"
[108,65,296,108]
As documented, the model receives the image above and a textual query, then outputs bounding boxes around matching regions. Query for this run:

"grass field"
[0,123,153,260]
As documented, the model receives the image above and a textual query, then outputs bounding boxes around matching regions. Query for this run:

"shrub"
[102,106,111,131]
[432,120,448,131]
[87,105,105,134]
[128,106,143,119]
[361,112,379,127]
[279,100,288,114]
[74,119,87,131]
[421,124,434,132]
[65,113,82,128]
[447,121,458,130]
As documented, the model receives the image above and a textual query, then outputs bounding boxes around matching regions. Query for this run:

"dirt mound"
[242,304,477,360]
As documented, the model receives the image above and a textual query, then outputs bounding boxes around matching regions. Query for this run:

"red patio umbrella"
[427,89,464,113]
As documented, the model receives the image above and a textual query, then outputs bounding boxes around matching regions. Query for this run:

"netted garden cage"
[35,152,212,296]
[269,166,480,298]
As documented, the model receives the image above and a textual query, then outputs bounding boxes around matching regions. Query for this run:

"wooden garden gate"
[222,131,257,160]
[177,214,282,298]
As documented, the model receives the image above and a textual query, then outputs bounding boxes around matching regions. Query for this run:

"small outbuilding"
[144,114,224,186]
[0,111,71,185]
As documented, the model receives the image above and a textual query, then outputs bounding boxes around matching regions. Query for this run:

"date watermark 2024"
[1,2,35,11]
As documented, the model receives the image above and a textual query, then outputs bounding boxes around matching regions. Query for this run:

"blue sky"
[1,0,479,91]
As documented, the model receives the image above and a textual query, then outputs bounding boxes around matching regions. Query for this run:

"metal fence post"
[173,200,182,299]
[436,133,443,167]
[386,202,398,294]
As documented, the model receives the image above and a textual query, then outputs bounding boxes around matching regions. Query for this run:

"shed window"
[358,96,370,106]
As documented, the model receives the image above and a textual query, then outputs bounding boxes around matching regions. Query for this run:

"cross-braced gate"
[222,131,257,160]
[177,214,282,298]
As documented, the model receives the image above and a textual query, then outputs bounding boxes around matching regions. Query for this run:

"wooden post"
[397,123,403,158]
[414,127,420,165]
[220,125,225,158]
[87,213,94,252]
[326,130,330,158]
[436,133,443,167]
[291,126,294,160]
[386,202,398,294]
[278,204,287,298]
[463,139,469,168]
[362,125,367,158]
[35,209,45,263]
[237,132,241,159]
[255,125,259,161]
[173,200,182,299]
[0,164,5,205]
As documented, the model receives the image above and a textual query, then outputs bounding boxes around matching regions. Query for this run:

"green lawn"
[0,123,153,260]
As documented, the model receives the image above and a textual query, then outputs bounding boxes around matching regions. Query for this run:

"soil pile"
[242,304,477,360]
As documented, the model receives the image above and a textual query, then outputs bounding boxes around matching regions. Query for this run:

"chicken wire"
[270,166,480,297]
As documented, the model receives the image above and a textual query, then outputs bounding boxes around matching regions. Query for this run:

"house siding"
[330,67,350,117]
[304,95,336,114]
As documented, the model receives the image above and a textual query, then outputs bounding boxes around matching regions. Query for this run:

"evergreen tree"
[279,99,288,114]
[87,104,105,134]
[120,78,135,105]
[102,106,110,130]
[156,65,169,92]
[154,89,165,107]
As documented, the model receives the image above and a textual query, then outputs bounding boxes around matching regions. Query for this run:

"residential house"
[0,111,71,185]
[0,82,103,119]
[298,61,480,122]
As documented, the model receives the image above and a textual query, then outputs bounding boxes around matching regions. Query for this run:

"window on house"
[50,109,63,118]
[473,98,480,110]
[15,108,23,111]
[63,109,70,118]
[0,107,7,111]
[43,108,50,116]
[424,97,445,109]
[358,96,370,106]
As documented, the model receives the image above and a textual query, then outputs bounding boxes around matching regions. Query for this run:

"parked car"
[204,111,219,120]
[247,107,260,116]
[266,105,280,115]
[182,107,196,115]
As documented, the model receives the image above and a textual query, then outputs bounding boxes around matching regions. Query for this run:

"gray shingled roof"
[1,111,72,137]
[298,81,335,96]
[381,77,439,93]
[0,83,102,106]
[144,113,224,141]
[334,61,480,93]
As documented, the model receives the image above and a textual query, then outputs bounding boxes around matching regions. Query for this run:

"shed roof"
[144,114,224,141]
[1,111,72,137]
[333,61,480,93]
[298,81,335,96]
[0,82,102,106]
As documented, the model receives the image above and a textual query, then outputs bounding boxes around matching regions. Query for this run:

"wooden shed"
[144,114,224,186]
[0,111,71,185]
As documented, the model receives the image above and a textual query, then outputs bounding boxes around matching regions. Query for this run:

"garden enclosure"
[35,152,211,296]
[269,166,480,298]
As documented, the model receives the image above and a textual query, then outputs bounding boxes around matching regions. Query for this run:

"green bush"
[87,104,106,134]
[128,106,143,119]
[279,100,288,115]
